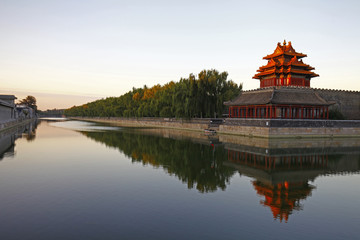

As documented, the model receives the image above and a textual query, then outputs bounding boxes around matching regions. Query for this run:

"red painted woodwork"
[228,105,329,120]
[227,41,330,120]
[254,41,319,88]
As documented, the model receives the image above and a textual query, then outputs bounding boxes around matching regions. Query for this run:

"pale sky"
[1,0,360,110]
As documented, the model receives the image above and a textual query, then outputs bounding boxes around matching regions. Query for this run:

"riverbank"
[0,118,36,133]
[70,117,210,132]
[70,117,360,138]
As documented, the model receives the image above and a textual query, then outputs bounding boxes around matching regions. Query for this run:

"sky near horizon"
[1,0,360,110]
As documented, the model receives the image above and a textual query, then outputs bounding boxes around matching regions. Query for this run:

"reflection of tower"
[225,148,329,222]
[252,180,314,222]
[228,149,329,171]
[225,144,360,222]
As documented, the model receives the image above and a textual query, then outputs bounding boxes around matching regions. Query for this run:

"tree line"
[64,69,242,118]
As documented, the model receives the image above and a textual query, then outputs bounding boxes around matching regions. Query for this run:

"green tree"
[19,95,38,112]
[64,69,242,118]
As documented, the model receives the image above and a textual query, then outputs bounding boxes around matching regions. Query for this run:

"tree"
[64,69,242,118]
[19,95,37,111]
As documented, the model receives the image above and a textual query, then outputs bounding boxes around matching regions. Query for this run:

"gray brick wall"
[314,88,360,120]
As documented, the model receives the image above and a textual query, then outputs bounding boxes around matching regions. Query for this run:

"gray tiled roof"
[0,99,14,108]
[225,87,333,106]
[0,95,16,100]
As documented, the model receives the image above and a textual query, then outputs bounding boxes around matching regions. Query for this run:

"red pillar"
[265,156,268,169]
[326,107,329,119]
[312,107,315,119]
[266,106,268,118]
[296,107,299,119]
[286,106,291,118]
[290,107,292,118]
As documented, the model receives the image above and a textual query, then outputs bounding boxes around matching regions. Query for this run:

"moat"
[0,119,359,239]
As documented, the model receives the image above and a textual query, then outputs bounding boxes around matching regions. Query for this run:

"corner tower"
[253,40,319,88]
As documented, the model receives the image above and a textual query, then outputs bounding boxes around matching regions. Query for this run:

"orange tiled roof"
[253,41,318,80]
[263,41,307,60]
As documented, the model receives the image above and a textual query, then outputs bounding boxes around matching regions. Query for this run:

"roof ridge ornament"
[283,40,286,46]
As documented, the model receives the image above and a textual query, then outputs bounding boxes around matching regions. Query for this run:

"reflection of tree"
[24,121,39,141]
[82,131,236,193]
[252,180,314,222]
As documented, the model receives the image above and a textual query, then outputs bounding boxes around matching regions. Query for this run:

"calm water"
[0,119,359,240]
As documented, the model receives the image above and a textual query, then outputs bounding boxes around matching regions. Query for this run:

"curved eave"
[289,69,319,77]
[263,52,307,60]
[259,63,276,70]
[253,70,276,79]
[289,62,314,69]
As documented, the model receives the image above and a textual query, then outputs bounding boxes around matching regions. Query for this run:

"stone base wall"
[219,125,269,137]
[221,118,360,138]
[268,126,360,137]
[0,118,35,132]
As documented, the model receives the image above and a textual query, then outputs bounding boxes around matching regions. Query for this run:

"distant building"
[0,95,17,123]
[16,104,36,119]
[225,41,360,119]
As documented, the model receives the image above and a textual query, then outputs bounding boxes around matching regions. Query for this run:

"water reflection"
[224,137,360,222]
[80,127,360,222]
[0,120,38,160]
[82,129,235,193]
[3,119,360,225]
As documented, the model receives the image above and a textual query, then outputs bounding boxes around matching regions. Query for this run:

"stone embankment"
[72,117,210,132]
[0,118,35,132]
[70,117,360,138]
[221,119,360,138]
